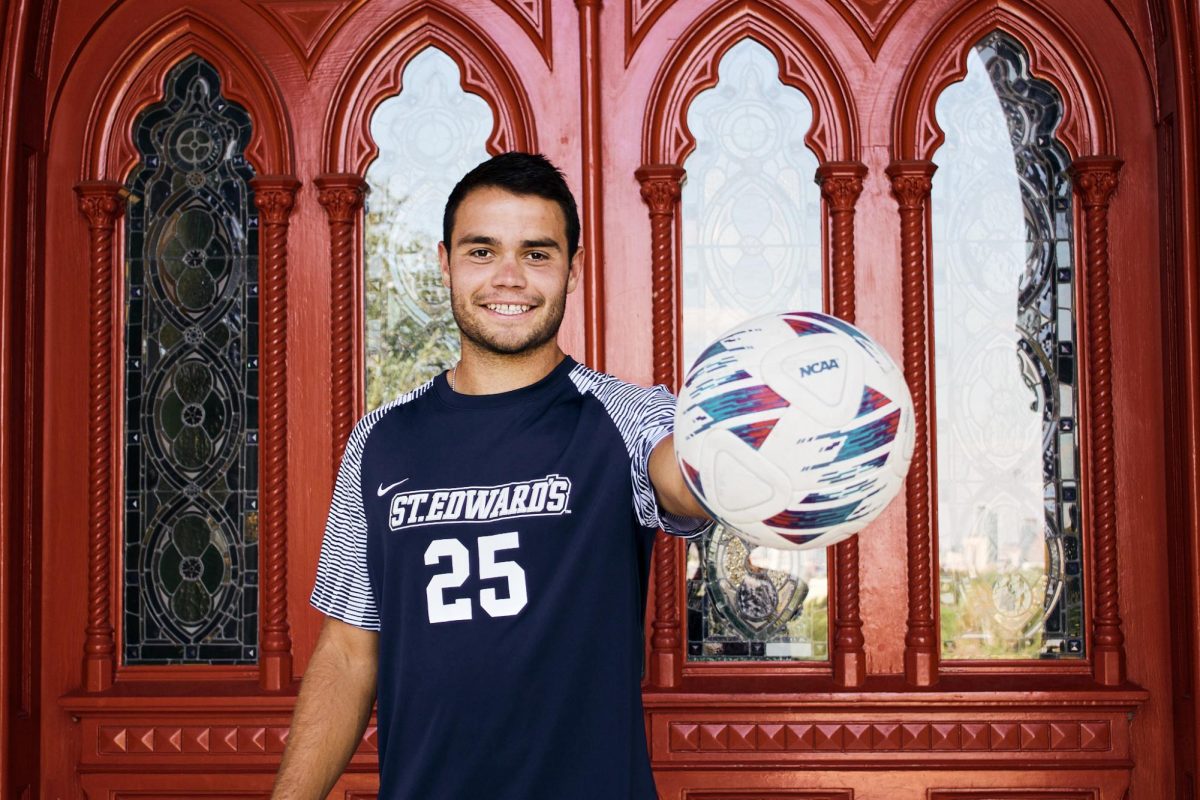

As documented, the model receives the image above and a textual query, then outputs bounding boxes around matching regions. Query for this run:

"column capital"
[74,181,125,230]
[1069,156,1122,208]
[315,173,368,223]
[635,164,685,215]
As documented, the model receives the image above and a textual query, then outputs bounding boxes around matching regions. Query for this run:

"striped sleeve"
[309,413,380,630]
[569,365,711,538]
[310,381,433,629]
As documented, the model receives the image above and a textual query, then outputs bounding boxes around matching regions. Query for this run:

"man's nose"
[492,252,526,287]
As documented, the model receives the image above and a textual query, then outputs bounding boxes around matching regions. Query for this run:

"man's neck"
[451,342,567,395]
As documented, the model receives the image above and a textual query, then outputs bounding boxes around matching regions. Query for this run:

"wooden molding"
[323,4,536,175]
[242,0,369,78]
[1069,156,1125,686]
[890,2,1112,161]
[817,161,868,689]
[250,175,301,692]
[885,160,939,688]
[315,174,368,474]
[642,1,856,166]
[74,180,125,693]
[576,0,606,372]
[83,11,292,179]
[636,164,685,689]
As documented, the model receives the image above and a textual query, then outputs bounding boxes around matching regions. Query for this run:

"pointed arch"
[642,0,858,166]
[78,10,293,180]
[892,2,1115,161]
[324,3,537,176]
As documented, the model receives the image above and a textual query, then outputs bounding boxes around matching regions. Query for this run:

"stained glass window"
[681,39,828,661]
[931,32,1084,659]
[123,56,259,664]
[364,47,491,408]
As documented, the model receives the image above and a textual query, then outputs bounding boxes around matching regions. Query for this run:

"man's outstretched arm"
[271,617,379,799]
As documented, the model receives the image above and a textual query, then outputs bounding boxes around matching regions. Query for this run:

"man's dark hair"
[442,152,581,260]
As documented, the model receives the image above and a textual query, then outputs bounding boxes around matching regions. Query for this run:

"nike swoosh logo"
[377,478,409,497]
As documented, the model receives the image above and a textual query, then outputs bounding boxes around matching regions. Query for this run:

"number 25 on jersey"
[423,531,528,623]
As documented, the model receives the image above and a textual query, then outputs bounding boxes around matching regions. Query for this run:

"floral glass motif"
[123,56,259,664]
[681,39,828,661]
[931,32,1084,659]
[364,47,491,408]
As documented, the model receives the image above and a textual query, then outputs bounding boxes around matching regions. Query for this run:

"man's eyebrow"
[455,234,501,248]
[521,238,561,250]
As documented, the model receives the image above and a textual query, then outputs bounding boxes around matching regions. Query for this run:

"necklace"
[449,365,457,392]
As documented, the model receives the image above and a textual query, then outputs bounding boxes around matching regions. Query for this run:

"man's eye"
[469,249,491,258]
[527,251,549,261]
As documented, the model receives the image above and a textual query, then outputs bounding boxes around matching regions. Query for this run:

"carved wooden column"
[886,160,939,687]
[636,164,685,689]
[316,174,368,471]
[251,176,300,691]
[575,0,606,371]
[1069,156,1125,686]
[75,180,124,692]
[817,161,868,688]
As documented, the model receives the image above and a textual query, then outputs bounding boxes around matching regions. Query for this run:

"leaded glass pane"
[124,56,259,664]
[932,32,1084,659]
[681,39,828,661]
[364,47,491,408]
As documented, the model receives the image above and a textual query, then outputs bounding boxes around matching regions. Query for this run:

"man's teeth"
[486,304,531,315]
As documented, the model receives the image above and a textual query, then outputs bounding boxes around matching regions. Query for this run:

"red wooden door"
[9,0,1177,797]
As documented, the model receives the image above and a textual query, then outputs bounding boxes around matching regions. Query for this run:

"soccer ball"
[674,311,914,550]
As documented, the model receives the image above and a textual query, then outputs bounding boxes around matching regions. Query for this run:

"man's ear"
[438,241,451,288]
[566,247,583,294]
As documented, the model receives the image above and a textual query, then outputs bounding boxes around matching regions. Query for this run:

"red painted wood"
[1069,157,1125,687]
[817,161,868,689]
[8,1,1181,797]
[251,175,301,692]
[885,160,939,688]
[576,0,607,372]
[74,180,124,693]
[636,163,685,689]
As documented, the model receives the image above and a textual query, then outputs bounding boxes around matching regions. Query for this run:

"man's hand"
[648,434,711,520]
[271,617,379,799]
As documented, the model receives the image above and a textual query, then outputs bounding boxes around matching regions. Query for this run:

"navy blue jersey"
[311,357,706,799]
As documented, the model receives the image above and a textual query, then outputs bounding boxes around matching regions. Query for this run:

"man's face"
[439,187,581,356]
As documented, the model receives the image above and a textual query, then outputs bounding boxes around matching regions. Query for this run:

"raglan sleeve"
[630,384,713,538]
[309,417,380,630]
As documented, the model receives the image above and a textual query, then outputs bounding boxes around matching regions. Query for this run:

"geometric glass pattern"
[363,47,491,409]
[931,32,1084,659]
[123,56,259,664]
[681,39,828,661]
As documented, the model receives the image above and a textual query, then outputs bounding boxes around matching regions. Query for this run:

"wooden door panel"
[22,0,1174,797]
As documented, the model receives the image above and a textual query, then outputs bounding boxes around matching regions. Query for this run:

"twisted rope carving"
[638,168,684,656]
[77,183,123,690]
[253,181,298,676]
[317,181,366,472]
[889,166,938,682]
[819,164,866,684]
[1072,162,1124,672]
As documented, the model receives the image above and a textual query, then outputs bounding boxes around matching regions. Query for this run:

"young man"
[272,152,710,799]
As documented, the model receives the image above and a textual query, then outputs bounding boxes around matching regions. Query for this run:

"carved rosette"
[250,175,301,691]
[817,161,868,687]
[886,160,939,687]
[75,180,125,692]
[315,174,368,475]
[636,164,685,689]
[1068,156,1125,686]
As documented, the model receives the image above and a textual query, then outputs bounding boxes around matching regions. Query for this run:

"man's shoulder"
[566,361,670,404]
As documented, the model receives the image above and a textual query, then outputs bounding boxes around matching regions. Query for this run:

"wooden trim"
[890,2,1113,161]
[1068,156,1125,686]
[80,11,293,179]
[817,161,868,689]
[315,174,368,473]
[322,3,536,175]
[250,175,301,692]
[74,180,124,692]
[576,0,606,372]
[885,160,939,688]
[636,163,685,690]
[642,0,857,166]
